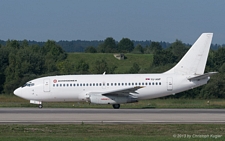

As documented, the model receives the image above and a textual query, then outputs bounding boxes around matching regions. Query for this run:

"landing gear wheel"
[38,104,43,109]
[112,104,120,109]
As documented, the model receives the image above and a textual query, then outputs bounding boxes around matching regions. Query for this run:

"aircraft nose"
[14,88,22,97]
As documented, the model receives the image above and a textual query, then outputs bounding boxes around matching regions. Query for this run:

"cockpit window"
[22,82,35,87]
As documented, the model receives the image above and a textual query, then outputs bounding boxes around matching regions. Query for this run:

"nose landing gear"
[30,100,43,109]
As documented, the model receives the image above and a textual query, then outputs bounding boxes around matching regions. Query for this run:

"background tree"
[213,47,225,70]
[144,42,162,54]
[132,44,144,54]
[92,59,117,74]
[167,39,188,62]
[129,63,140,73]
[0,46,10,92]
[152,50,176,66]
[85,46,97,53]
[118,38,134,53]
[198,74,225,99]
[42,40,67,74]
[56,59,75,74]
[97,37,117,53]
[75,60,89,74]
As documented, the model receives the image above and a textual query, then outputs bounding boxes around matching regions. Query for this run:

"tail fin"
[165,33,213,75]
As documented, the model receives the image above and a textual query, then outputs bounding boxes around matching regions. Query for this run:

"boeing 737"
[14,33,216,109]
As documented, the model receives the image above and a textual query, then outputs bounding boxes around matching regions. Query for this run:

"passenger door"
[43,79,50,92]
[167,77,173,91]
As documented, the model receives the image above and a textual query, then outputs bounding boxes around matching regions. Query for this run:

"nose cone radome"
[14,88,22,98]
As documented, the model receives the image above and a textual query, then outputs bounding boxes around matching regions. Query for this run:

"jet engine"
[89,94,138,104]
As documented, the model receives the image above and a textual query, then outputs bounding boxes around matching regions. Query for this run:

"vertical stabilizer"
[164,33,213,75]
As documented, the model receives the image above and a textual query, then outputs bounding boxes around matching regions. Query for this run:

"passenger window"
[77,84,79,86]
[146,83,148,85]
[156,82,158,85]
[96,83,98,86]
[86,83,88,86]
[149,82,151,85]
[56,84,58,87]
[67,84,69,87]
[80,84,82,86]
[114,83,117,86]
[60,84,62,87]
[128,83,130,86]
[132,83,134,85]
[139,83,141,85]
[93,83,95,86]
[53,84,55,87]
[159,82,161,85]
[135,83,137,85]
[118,83,120,86]
[107,83,109,86]
[99,83,102,86]
[142,83,144,85]
[90,83,92,86]
[125,83,127,86]
[63,84,65,87]
[111,83,113,86]
[152,83,154,85]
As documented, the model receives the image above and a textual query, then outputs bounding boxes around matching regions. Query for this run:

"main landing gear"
[112,104,120,109]
[38,104,43,109]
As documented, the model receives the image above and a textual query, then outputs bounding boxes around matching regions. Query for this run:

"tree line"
[1,39,222,53]
[0,38,225,99]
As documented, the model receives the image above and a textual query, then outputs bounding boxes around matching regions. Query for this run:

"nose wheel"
[38,104,43,109]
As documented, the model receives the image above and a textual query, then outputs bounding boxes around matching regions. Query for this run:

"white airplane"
[14,33,216,109]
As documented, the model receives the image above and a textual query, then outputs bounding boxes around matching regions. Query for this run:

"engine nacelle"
[89,95,138,104]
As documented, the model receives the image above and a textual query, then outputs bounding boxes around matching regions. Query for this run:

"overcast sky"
[0,0,224,44]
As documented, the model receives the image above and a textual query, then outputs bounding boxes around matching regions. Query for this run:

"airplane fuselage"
[15,73,209,103]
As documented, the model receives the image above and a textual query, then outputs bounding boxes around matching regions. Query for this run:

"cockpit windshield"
[22,82,35,87]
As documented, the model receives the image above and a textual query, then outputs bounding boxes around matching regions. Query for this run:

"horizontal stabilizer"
[188,72,218,81]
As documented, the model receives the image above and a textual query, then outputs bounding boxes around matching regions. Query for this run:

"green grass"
[67,53,153,73]
[0,124,224,141]
[1,95,225,109]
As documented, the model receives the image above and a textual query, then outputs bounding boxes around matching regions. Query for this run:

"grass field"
[67,53,153,73]
[0,124,224,141]
[1,95,225,109]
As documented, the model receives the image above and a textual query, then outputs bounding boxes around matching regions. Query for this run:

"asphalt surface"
[0,108,225,124]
